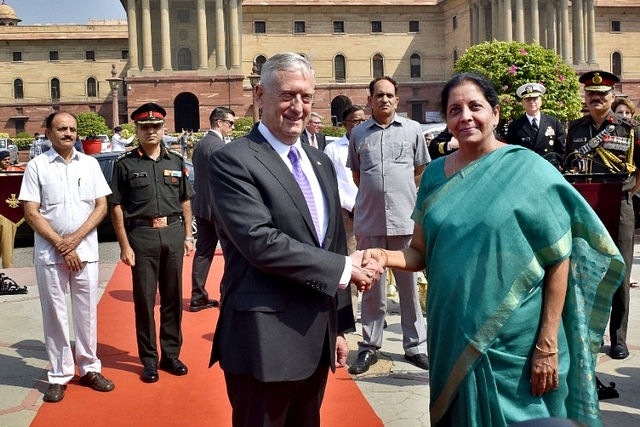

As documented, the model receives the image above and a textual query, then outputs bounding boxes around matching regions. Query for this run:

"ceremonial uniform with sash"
[566,70,640,359]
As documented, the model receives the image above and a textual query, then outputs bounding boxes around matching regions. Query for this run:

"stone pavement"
[1,246,640,426]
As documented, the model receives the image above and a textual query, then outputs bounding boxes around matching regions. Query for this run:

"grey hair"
[259,53,315,91]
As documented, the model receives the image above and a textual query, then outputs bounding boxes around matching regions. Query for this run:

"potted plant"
[76,112,110,154]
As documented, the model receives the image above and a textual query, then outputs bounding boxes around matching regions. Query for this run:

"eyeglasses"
[219,119,235,126]
[139,123,164,132]
[309,121,323,126]
[345,119,366,124]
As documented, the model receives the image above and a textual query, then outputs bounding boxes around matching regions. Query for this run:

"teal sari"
[413,145,624,426]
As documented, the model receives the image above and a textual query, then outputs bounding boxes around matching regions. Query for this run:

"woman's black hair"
[440,72,499,116]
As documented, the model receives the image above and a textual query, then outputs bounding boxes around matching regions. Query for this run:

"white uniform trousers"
[36,261,102,384]
[356,235,428,356]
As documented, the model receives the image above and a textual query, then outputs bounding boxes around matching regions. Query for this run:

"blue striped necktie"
[288,146,321,242]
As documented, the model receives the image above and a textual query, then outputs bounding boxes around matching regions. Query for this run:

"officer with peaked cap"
[567,70,640,360]
[506,82,565,162]
[109,102,195,382]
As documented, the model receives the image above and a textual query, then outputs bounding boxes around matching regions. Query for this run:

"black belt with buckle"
[128,215,182,229]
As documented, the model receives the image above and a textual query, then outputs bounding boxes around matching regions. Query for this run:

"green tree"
[76,112,110,138]
[453,41,582,122]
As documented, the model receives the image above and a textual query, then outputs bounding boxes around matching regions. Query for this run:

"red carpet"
[31,253,382,426]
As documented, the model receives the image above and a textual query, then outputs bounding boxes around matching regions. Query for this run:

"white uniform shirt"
[324,135,358,212]
[18,149,112,265]
[111,133,135,152]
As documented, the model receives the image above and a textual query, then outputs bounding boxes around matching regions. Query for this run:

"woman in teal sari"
[365,73,624,426]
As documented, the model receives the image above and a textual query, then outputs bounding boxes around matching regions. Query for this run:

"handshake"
[349,249,388,292]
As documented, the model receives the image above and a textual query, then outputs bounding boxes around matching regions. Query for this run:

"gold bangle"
[535,344,558,355]
[379,248,389,266]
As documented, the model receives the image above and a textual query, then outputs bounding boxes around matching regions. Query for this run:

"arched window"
[453,49,459,67]
[334,54,346,81]
[14,78,23,99]
[612,51,622,77]
[51,78,60,100]
[255,55,267,73]
[87,77,97,97]
[373,54,384,78]
[177,48,192,70]
[410,53,421,78]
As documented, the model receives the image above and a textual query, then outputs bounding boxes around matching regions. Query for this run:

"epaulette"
[568,116,588,129]
[619,115,638,128]
[168,148,184,158]
[115,151,134,162]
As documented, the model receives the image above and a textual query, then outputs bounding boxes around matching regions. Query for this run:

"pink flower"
[508,64,517,74]
[558,75,565,81]
[558,101,564,106]
[520,48,527,55]
[504,85,509,90]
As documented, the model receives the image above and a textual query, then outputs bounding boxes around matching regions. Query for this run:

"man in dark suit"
[209,52,383,427]
[300,112,327,150]
[506,82,566,166]
[189,106,235,312]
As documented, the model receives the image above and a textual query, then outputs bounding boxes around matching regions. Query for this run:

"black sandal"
[0,273,28,295]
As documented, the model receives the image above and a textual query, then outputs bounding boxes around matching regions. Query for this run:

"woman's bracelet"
[535,344,558,355]
[378,248,389,266]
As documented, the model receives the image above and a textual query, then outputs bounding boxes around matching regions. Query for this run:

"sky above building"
[12,0,127,25]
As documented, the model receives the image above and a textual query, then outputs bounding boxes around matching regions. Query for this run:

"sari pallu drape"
[413,145,624,426]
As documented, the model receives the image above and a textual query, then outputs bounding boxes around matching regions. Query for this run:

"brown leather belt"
[128,215,182,229]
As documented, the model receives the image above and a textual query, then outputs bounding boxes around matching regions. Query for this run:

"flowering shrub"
[454,41,582,122]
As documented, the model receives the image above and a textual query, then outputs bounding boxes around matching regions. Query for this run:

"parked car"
[0,138,19,164]
[420,122,447,142]
[14,151,197,245]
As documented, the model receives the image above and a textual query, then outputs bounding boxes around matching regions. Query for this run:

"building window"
[178,48,192,70]
[612,52,622,76]
[333,21,344,33]
[255,21,266,34]
[14,119,25,135]
[453,15,458,30]
[255,55,267,73]
[409,20,420,33]
[410,53,421,78]
[294,21,306,34]
[453,49,459,66]
[177,9,190,24]
[412,103,423,123]
[121,50,129,60]
[51,78,60,100]
[87,77,97,97]
[86,50,95,61]
[611,21,621,33]
[335,55,346,81]
[12,51,22,62]
[373,54,384,78]
[14,79,23,99]
[371,21,382,33]
[49,51,59,61]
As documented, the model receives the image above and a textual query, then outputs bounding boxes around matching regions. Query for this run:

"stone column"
[141,0,153,71]
[126,0,139,71]
[515,0,525,42]
[160,0,172,70]
[530,0,539,44]
[546,0,556,52]
[586,0,596,64]
[559,0,570,61]
[215,0,226,70]
[197,0,208,69]
[492,0,500,40]
[504,0,513,42]
[478,2,487,43]
[229,0,241,70]
[572,0,585,65]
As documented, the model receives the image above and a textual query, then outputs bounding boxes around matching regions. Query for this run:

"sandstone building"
[0,0,639,136]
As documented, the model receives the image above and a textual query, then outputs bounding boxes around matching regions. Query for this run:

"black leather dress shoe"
[348,350,378,375]
[189,299,219,312]
[404,353,430,370]
[160,358,188,376]
[43,383,66,403]
[141,364,159,383]
[610,343,630,359]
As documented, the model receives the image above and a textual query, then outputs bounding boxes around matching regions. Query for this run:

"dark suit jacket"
[209,126,354,382]
[191,130,225,221]
[300,130,327,151]
[506,113,566,160]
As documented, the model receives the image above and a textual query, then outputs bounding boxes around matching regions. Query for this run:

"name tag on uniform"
[164,170,183,178]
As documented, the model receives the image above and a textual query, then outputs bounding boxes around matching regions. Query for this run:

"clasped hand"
[349,250,385,291]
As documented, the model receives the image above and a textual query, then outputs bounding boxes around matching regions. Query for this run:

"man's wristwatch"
[185,237,195,242]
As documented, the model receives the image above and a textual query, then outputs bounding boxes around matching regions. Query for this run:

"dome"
[0,1,21,24]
